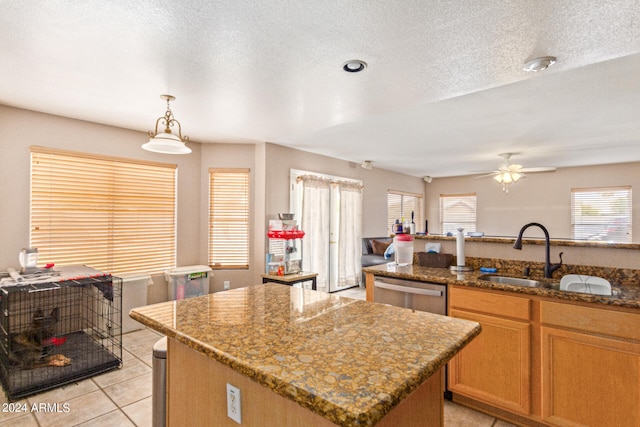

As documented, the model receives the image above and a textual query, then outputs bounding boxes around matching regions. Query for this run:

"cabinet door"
[541,327,640,427]
[449,309,531,415]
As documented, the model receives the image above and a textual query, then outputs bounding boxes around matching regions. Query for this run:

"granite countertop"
[130,283,481,427]
[364,263,640,309]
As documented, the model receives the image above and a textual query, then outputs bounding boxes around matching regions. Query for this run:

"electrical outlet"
[227,383,241,424]
[223,280,230,290]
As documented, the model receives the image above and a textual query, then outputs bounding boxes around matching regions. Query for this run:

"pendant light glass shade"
[144,95,191,154]
[142,132,191,154]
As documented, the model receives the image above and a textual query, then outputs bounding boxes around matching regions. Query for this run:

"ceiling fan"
[477,153,556,193]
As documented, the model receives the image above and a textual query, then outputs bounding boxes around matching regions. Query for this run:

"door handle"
[373,281,443,297]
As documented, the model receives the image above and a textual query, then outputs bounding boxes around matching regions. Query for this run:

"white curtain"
[297,174,363,292]
[337,183,363,288]
[300,176,331,290]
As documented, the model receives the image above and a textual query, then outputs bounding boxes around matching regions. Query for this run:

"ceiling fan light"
[494,174,504,183]
[511,172,524,182]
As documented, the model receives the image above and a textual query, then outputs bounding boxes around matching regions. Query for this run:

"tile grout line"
[72,332,155,427]
[85,377,137,427]
[110,336,156,427]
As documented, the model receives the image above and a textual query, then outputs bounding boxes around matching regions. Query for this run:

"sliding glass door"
[290,169,362,292]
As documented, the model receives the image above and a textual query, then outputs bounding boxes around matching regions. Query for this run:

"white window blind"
[387,191,424,234]
[209,168,250,269]
[571,186,631,243]
[30,146,177,275]
[440,193,477,234]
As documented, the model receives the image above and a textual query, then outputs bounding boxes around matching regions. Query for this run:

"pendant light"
[142,94,191,154]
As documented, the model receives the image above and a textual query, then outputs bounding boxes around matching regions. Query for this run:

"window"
[387,191,424,234]
[30,146,177,274]
[440,193,477,234]
[571,186,631,243]
[209,169,250,269]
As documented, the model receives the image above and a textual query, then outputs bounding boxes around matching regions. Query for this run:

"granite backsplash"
[413,253,640,288]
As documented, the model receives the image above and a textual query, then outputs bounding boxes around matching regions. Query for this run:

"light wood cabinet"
[449,286,640,427]
[448,287,532,415]
[540,302,640,427]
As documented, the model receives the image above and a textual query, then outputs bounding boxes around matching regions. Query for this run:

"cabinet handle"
[374,281,443,297]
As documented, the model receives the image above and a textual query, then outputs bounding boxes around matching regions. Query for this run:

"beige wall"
[0,105,203,303]
[264,143,425,238]
[199,142,267,292]
[4,104,637,298]
[0,105,425,300]
[425,163,640,240]
[425,163,640,269]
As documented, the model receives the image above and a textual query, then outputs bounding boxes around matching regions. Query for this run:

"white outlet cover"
[227,383,241,424]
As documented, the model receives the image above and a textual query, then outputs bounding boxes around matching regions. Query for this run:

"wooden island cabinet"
[448,285,640,427]
[131,283,480,427]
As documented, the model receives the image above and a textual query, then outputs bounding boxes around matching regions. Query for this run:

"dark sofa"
[361,237,393,283]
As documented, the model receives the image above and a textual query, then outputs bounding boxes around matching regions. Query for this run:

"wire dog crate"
[0,267,122,401]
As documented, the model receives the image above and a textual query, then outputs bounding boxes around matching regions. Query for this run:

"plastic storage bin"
[165,265,212,300]
[118,272,152,334]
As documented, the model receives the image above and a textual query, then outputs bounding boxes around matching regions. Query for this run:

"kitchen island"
[130,283,480,427]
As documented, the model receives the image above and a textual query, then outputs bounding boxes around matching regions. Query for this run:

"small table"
[261,272,318,290]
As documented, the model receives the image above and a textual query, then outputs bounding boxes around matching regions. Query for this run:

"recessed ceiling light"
[523,56,556,72]
[343,60,367,73]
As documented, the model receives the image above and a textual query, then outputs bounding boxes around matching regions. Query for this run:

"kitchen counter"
[363,263,640,309]
[130,283,481,427]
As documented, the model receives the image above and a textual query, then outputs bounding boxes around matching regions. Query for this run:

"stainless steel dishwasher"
[373,276,447,315]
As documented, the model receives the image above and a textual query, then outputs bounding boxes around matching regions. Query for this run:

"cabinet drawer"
[541,301,640,342]
[450,286,530,321]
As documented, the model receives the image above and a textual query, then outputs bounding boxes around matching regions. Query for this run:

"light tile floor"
[0,286,516,426]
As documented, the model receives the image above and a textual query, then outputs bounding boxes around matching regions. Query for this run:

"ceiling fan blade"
[473,172,499,179]
[519,167,556,173]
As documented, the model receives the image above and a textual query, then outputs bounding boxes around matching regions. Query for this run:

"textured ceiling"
[1,1,640,177]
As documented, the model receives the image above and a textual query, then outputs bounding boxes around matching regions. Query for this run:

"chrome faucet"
[513,222,563,279]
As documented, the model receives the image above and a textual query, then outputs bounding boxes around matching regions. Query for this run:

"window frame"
[439,193,477,234]
[208,168,251,270]
[387,190,424,234]
[570,186,632,243]
[29,146,177,275]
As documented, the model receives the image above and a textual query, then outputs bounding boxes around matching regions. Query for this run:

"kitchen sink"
[478,274,560,290]
[479,275,540,287]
